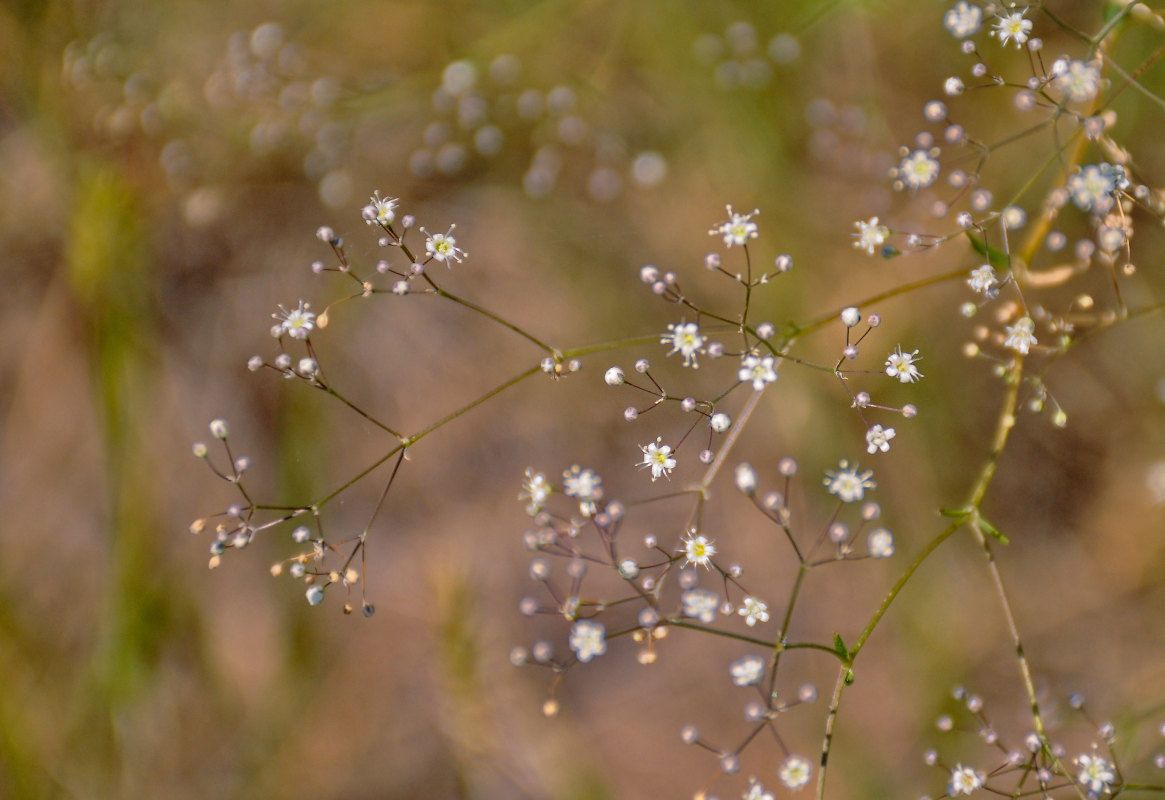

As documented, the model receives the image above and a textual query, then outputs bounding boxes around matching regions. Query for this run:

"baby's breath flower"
[569,619,607,663]
[867,528,894,557]
[364,191,399,226]
[853,217,890,255]
[604,366,625,386]
[744,778,775,800]
[739,352,777,391]
[710,412,731,433]
[639,437,677,481]
[1076,752,1117,797]
[519,469,552,515]
[730,654,766,686]
[898,150,941,189]
[681,588,720,623]
[726,652,764,684]
[710,204,760,247]
[866,424,896,454]
[992,9,1032,48]
[421,224,467,264]
[1067,164,1126,214]
[945,2,983,37]
[885,346,923,383]
[562,465,602,501]
[824,460,876,503]
[1004,317,1037,355]
[661,321,706,368]
[950,764,985,796]
[779,755,812,791]
[1052,58,1102,104]
[737,596,770,627]
[968,265,999,296]
[681,532,717,569]
[273,300,315,340]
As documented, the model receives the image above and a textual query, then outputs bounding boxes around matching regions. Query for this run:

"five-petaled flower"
[853,217,890,255]
[1004,317,1037,355]
[992,9,1033,48]
[421,224,467,264]
[273,300,316,340]
[949,764,985,796]
[739,352,778,391]
[737,596,770,627]
[638,437,677,481]
[680,532,717,569]
[885,346,924,383]
[710,204,760,247]
[779,755,812,791]
[365,191,399,226]
[825,459,876,503]
[661,321,707,368]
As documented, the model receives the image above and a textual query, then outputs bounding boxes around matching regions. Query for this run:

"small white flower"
[562,465,603,514]
[967,265,999,296]
[739,352,778,391]
[273,300,316,340]
[421,224,467,264]
[853,217,890,255]
[1076,752,1117,797]
[992,9,1033,48]
[738,596,770,627]
[710,204,760,247]
[519,469,552,515]
[945,1,983,37]
[365,191,399,226]
[865,425,896,454]
[743,777,775,800]
[949,764,985,796]
[779,755,812,791]
[898,149,940,189]
[824,460,876,503]
[730,654,766,686]
[885,346,923,383]
[681,588,720,623]
[680,532,717,569]
[867,528,894,558]
[1067,164,1124,214]
[661,321,706,368]
[569,619,607,663]
[1003,317,1037,355]
[1053,59,1102,103]
[710,412,731,433]
[639,437,677,481]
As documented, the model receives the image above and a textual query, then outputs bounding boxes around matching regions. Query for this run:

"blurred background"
[2,0,1164,797]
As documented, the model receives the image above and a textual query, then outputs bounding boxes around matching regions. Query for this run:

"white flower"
[680,532,717,569]
[681,588,720,623]
[949,764,985,796]
[867,528,894,558]
[273,300,316,340]
[562,465,602,501]
[853,217,890,255]
[569,620,607,663]
[885,346,923,383]
[639,437,677,481]
[898,149,940,189]
[1067,164,1124,214]
[1003,317,1037,355]
[1076,752,1117,797]
[421,224,467,264]
[365,191,399,226]
[739,352,778,391]
[967,265,999,296]
[824,460,876,503]
[743,777,775,800]
[661,321,706,368]
[945,1,983,37]
[1052,59,1102,103]
[865,425,896,454]
[710,204,760,247]
[779,755,812,791]
[730,654,766,686]
[519,469,552,515]
[738,596,770,627]
[992,9,1033,48]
